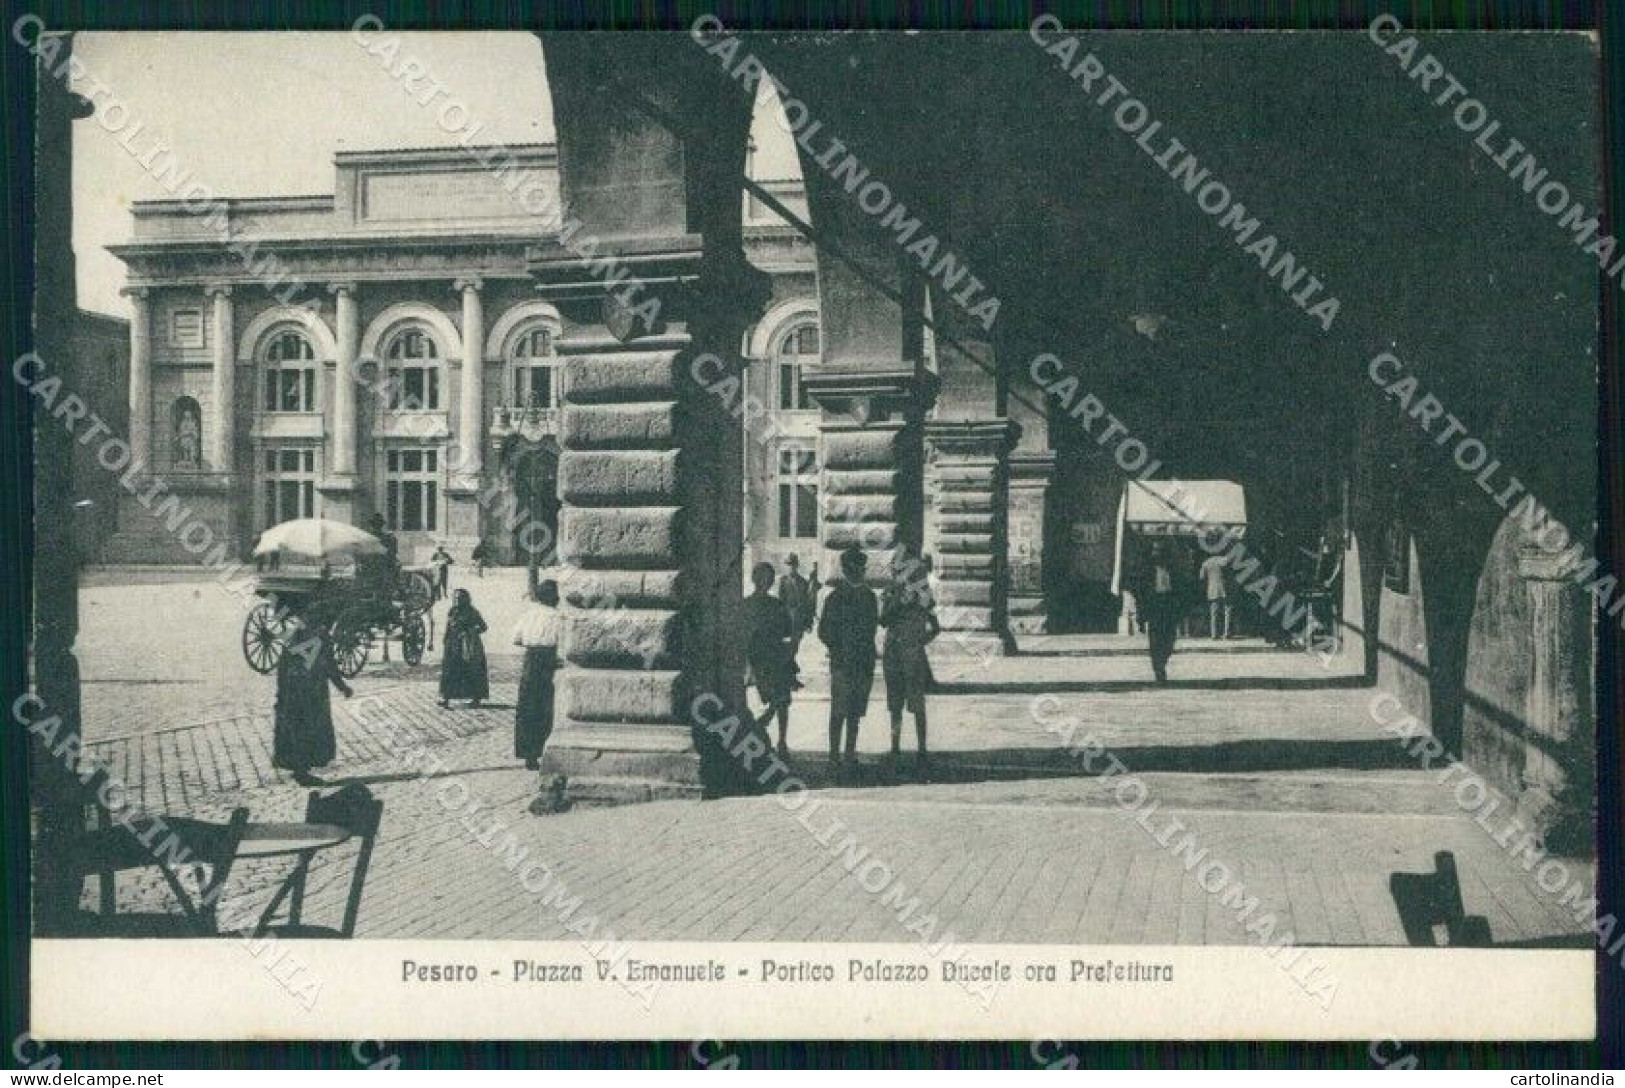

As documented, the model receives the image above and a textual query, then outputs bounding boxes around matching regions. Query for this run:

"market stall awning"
[1111,481,1248,595]
[1123,480,1247,535]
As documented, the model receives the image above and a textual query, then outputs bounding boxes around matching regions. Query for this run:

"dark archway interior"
[535,30,1597,809]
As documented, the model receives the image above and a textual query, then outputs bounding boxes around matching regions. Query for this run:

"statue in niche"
[173,398,202,470]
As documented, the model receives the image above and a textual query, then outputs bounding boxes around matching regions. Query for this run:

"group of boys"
[746,545,941,782]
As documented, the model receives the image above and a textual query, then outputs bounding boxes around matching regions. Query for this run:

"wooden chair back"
[274,783,384,938]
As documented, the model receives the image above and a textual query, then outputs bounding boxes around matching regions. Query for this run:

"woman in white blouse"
[512,579,561,770]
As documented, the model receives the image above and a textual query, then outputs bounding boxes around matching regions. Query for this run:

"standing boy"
[745,563,796,756]
[817,546,878,780]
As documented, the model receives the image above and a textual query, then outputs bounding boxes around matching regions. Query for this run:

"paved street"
[69,571,1594,947]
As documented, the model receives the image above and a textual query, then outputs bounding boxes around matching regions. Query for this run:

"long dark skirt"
[440,628,490,701]
[273,661,336,773]
[515,646,557,760]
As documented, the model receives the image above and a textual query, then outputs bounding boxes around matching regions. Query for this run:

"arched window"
[776,322,818,410]
[383,325,442,410]
[509,324,556,409]
[261,327,317,412]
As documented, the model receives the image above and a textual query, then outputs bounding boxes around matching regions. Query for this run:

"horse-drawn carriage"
[240,518,436,679]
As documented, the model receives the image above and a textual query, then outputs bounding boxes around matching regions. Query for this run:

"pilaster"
[1008,451,1056,634]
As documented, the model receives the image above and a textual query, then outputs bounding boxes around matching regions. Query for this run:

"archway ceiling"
[741,31,1598,492]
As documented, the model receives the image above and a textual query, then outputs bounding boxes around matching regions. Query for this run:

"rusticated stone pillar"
[1005,344,1055,635]
[554,333,693,760]
[537,31,764,797]
[541,252,767,797]
[926,419,1019,656]
[806,373,933,580]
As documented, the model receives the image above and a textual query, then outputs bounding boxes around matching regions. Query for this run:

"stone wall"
[67,311,129,562]
[1375,534,1431,726]
[1460,515,1534,802]
[1461,514,1594,852]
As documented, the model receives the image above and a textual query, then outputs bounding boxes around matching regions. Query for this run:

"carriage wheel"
[333,616,372,679]
[242,603,286,674]
[401,614,426,666]
[399,571,434,618]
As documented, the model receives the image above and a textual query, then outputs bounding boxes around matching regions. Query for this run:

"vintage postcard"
[21,22,1607,1046]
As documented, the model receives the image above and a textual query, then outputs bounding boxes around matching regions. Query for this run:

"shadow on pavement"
[776,735,1419,790]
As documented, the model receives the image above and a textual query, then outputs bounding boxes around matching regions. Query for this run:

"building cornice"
[333,143,557,167]
[121,270,541,294]
[109,230,557,262]
[132,195,336,215]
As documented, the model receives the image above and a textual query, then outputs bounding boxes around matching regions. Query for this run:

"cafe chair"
[254,783,384,939]
[1390,850,1493,947]
[68,792,251,938]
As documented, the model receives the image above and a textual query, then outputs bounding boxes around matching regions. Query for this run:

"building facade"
[104,148,836,575]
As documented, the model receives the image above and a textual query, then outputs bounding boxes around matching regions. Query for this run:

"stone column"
[318,282,361,524]
[925,419,1019,656]
[204,284,234,473]
[328,282,359,478]
[1515,540,1592,853]
[799,235,933,581]
[1007,451,1056,634]
[455,277,485,485]
[122,286,152,472]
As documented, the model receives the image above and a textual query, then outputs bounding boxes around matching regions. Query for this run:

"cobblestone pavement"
[79,676,1594,948]
[77,570,1342,739]
[71,571,1593,946]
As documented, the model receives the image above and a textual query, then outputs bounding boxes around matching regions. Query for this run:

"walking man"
[818,546,878,781]
[1136,541,1189,683]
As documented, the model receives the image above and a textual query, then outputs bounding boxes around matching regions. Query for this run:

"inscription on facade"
[361,168,559,225]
